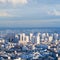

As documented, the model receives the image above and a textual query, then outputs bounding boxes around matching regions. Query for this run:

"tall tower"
[19,33,26,44]
[25,36,29,42]
[22,33,25,41]
[20,33,23,41]
[49,36,53,42]
[30,33,33,41]
[36,33,40,44]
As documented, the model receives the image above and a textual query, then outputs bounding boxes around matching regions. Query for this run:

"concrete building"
[49,36,53,42]
[36,33,41,44]
[25,36,29,42]
[30,33,33,41]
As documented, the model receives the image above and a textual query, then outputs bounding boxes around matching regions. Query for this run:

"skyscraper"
[36,33,41,44]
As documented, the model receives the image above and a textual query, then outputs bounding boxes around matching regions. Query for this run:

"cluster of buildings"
[16,32,59,45]
[18,33,40,45]
[0,32,60,60]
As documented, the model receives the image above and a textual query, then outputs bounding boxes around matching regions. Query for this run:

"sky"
[0,0,60,28]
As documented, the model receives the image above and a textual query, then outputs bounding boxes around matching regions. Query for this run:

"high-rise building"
[31,36,36,44]
[19,33,26,44]
[36,33,40,44]
[49,36,53,42]
[19,33,26,41]
[20,33,23,41]
[42,33,46,39]
[30,33,33,41]
[25,36,29,42]
[22,33,26,41]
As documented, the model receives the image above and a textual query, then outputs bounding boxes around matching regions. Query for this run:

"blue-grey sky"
[0,0,60,28]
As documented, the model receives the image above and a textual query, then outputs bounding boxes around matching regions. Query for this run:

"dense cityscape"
[0,29,60,60]
[0,0,60,60]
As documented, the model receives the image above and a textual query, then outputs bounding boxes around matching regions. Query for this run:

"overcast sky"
[0,0,60,28]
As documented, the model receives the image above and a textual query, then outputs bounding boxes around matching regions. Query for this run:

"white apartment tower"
[20,33,26,41]
[20,34,23,41]
[30,33,33,41]
[36,33,40,44]
[22,33,26,41]
[49,36,53,42]
[25,36,29,42]
[19,33,26,44]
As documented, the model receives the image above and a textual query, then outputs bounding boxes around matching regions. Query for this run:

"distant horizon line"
[0,27,60,29]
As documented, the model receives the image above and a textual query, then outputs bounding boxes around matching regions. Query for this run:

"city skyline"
[0,0,60,28]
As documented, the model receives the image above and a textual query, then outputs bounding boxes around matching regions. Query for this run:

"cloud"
[0,12,12,17]
[0,0,6,3]
[8,0,28,5]
[48,9,60,16]
[0,0,28,4]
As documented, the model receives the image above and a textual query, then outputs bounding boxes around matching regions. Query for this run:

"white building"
[0,38,5,43]
[20,34,23,41]
[36,33,40,44]
[19,33,26,41]
[30,33,33,40]
[49,36,53,42]
[42,33,46,39]
[15,34,19,39]
[22,33,26,41]
[31,36,36,44]
[25,36,29,42]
